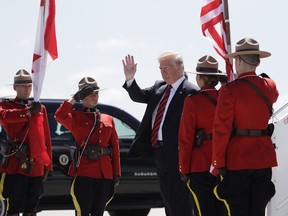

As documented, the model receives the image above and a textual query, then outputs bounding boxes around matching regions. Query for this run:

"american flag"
[200,0,234,82]
[32,0,58,101]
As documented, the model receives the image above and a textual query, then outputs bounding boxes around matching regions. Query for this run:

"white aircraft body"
[267,103,288,216]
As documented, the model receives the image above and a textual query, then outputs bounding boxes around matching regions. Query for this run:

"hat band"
[196,67,218,73]
[14,80,32,84]
[79,86,100,91]
[236,48,260,52]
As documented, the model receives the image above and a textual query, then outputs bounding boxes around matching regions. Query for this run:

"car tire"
[108,209,150,216]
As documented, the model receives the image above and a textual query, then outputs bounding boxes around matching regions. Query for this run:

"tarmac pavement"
[38,208,165,216]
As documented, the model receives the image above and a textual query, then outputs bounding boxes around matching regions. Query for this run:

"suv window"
[47,113,136,142]
[47,113,74,141]
[113,117,136,139]
[0,125,5,138]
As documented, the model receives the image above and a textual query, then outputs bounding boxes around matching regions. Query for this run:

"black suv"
[0,99,163,216]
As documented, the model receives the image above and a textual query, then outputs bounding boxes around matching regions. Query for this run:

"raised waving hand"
[122,55,137,80]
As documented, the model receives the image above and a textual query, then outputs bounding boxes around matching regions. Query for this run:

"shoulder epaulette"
[259,73,270,79]
[0,98,12,102]
[188,90,201,97]
[225,79,238,86]
[187,90,217,106]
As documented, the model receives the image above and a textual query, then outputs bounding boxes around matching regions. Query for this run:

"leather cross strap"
[238,78,273,116]
[6,121,29,144]
[199,91,217,106]
[75,111,101,169]
[80,111,101,148]
[232,75,273,138]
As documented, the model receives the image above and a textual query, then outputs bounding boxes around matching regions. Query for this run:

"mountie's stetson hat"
[14,69,32,85]
[190,55,226,76]
[225,37,271,58]
[78,77,100,92]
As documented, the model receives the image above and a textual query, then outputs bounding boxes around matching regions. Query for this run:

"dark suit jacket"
[123,78,198,159]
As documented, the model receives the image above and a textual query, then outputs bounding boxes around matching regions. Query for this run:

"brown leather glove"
[181,174,189,183]
[113,174,120,187]
[217,167,226,176]
[29,102,41,114]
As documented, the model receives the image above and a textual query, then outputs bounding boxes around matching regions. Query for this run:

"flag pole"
[223,0,232,53]
[223,0,233,72]
[223,0,235,81]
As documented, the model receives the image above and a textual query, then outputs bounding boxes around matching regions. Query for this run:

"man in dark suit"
[122,53,198,216]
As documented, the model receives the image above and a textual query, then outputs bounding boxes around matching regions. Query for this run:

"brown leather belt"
[233,129,268,136]
[82,146,111,156]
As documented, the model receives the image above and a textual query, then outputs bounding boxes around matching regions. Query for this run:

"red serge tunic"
[179,86,218,173]
[212,72,279,170]
[0,98,52,176]
[54,101,121,179]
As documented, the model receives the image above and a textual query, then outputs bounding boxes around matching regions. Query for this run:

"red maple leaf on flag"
[32,0,58,101]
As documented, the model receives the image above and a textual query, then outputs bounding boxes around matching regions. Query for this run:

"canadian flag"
[32,0,58,102]
[29,0,57,171]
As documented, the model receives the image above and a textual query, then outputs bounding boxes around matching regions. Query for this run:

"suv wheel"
[108,209,150,216]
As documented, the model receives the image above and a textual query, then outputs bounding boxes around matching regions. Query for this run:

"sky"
[1,0,288,121]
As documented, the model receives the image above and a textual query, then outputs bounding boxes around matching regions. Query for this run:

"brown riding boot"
[23,213,37,216]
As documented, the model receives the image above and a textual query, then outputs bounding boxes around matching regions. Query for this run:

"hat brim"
[225,50,271,58]
[93,89,101,92]
[187,71,227,76]
[70,88,107,98]
[89,88,107,93]
[13,83,33,86]
[6,83,32,86]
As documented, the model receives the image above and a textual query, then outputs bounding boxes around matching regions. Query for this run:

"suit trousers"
[154,148,195,216]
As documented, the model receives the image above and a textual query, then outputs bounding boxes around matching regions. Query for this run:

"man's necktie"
[151,85,172,147]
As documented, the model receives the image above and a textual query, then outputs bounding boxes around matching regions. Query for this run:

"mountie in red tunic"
[179,86,218,174]
[0,98,53,176]
[212,71,279,170]
[54,101,121,179]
